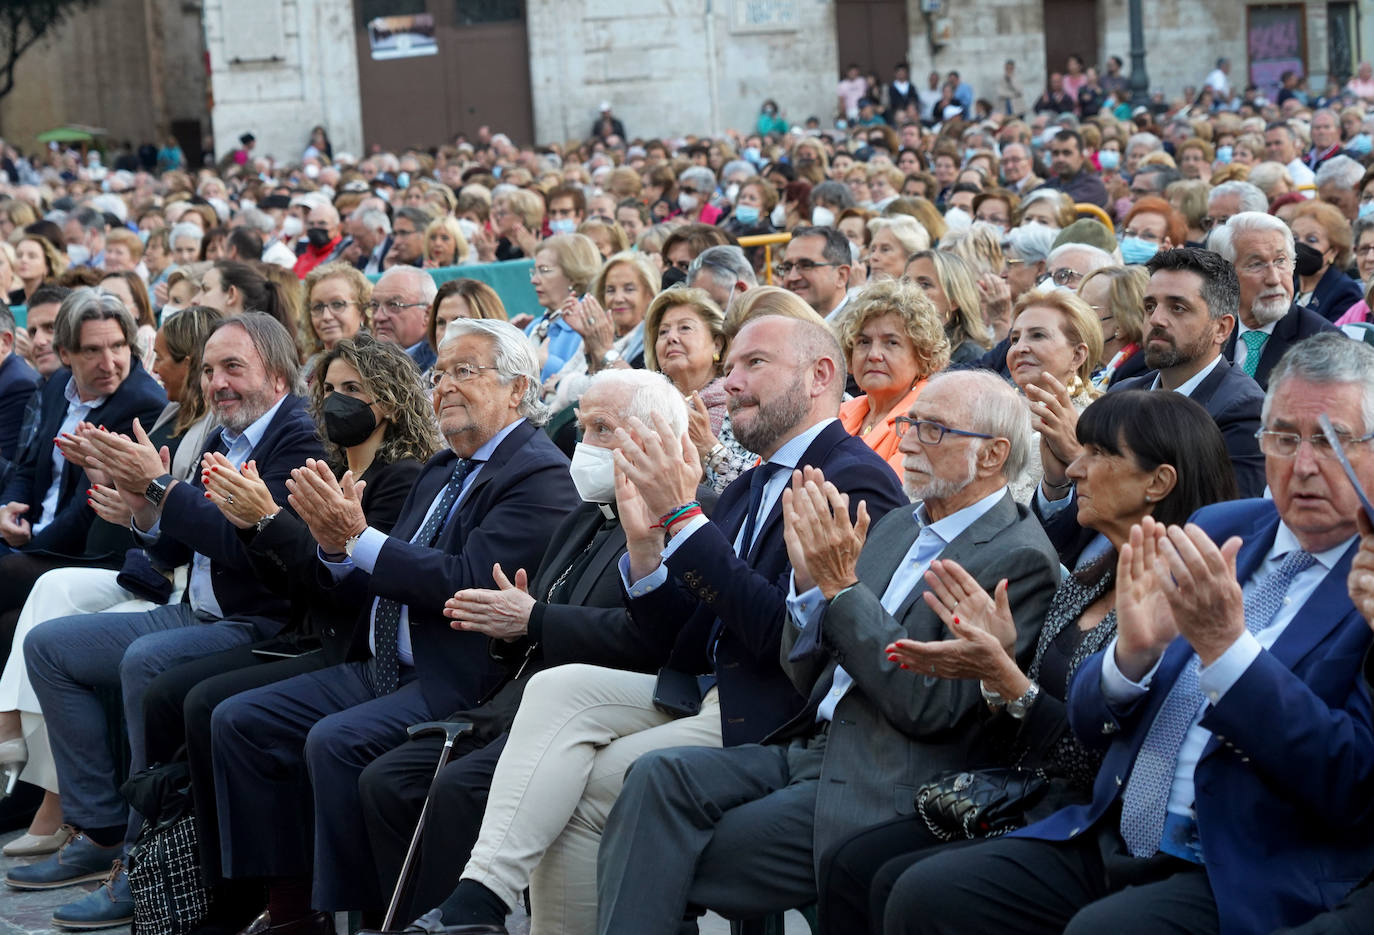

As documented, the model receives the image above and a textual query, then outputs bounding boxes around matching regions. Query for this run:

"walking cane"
[381,719,475,930]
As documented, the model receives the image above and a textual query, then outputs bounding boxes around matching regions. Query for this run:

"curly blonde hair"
[839,279,950,382]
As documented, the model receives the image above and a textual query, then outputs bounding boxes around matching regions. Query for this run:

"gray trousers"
[597,732,827,935]
[24,602,267,842]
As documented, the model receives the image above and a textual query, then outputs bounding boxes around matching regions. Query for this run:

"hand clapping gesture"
[202,455,280,530]
[781,466,870,599]
[285,458,367,555]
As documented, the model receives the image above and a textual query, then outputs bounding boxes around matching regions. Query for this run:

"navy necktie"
[371,458,474,694]
[738,462,786,557]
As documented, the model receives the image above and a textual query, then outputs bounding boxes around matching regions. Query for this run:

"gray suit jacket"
[774,488,1060,869]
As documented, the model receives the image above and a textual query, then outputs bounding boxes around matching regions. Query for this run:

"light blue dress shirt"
[35,377,106,534]
[323,418,524,666]
[787,486,1008,722]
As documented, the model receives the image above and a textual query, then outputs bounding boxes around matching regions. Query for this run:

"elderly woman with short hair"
[867,215,930,280]
[837,279,951,477]
[1289,199,1363,322]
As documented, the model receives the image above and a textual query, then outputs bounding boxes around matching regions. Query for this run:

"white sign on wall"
[730,0,799,34]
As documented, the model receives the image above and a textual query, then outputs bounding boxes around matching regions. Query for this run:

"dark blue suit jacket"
[1110,356,1266,498]
[149,394,324,626]
[1017,499,1374,935]
[1222,304,1340,390]
[1301,265,1364,323]
[0,352,38,460]
[330,419,576,716]
[407,341,437,373]
[0,361,165,555]
[624,419,908,747]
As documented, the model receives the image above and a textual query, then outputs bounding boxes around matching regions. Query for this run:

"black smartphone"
[1318,414,1374,526]
[250,638,322,660]
[652,667,703,718]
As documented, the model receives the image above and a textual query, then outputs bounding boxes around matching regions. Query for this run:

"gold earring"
[713,353,720,362]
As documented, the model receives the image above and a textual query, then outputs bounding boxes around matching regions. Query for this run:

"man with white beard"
[1214,213,1340,390]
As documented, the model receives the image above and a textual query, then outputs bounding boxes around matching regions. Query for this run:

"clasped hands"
[201,454,279,530]
[1113,515,1245,680]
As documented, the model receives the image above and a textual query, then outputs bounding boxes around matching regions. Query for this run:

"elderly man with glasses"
[370,265,440,372]
[777,226,853,324]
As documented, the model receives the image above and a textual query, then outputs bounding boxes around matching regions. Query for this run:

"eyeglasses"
[1051,268,1083,286]
[1238,257,1294,277]
[1199,215,1232,231]
[893,417,995,444]
[1255,427,1374,459]
[1120,229,1162,243]
[309,299,354,318]
[428,363,497,388]
[367,299,428,315]
[774,259,839,276]
[1356,244,1374,256]
[529,265,559,280]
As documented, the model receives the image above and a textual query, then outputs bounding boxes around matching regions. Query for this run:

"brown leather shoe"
[236,911,334,935]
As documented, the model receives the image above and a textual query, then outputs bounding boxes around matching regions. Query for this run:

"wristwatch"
[600,349,621,368]
[253,511,280,534]
[343,529,366,558]
[144,473,176,507]
[979,681,1006,709]
[1006,681,1041,720]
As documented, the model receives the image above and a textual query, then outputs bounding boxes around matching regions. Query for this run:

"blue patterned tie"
[1119,548,1316,856]
[1240,330,1268,378]
[371,458,474,694]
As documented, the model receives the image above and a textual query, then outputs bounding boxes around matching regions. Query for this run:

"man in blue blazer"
[1214,212,1339,390]
[10,313,324,928]
[419,314,906,935]
[0,304,38,470]
[0,291,164,558]
[889,333,1374,935]
[207,318,575,935]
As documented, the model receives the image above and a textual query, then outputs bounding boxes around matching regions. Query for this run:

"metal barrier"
[737,231,793,284]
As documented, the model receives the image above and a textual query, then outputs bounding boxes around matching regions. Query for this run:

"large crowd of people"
[0,51,1371,935]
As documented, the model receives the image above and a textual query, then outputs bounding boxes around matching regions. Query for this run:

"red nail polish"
[900,664,909,670]
[953,616,960,625]
[204,493,211,499]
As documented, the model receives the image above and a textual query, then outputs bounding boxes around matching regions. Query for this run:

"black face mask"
[1293,241,1325,278]
[306,227,332,249]
[661,266,687,290]
[322,392,377,448]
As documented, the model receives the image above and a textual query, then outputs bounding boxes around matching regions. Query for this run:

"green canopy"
[35,124,106,144]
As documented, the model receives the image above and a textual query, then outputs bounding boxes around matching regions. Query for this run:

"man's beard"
[1250,292,1290,327]
[729,373,810,456]
[213,387,274,432]
[1142,324,1211,371]
[902,444,980,503]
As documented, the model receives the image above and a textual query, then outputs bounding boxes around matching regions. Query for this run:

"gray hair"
[811,180,856,210]
[0,304,13,338]
[439,317,549,426]
[721,160,757,183]
[376,265,438,304]
[170,221,203,248]
[928,369,1032,482]
[67,206,106,234]
[239,207,277,235]
[209,311,303,393]
[688,245,757,292]
[53,288,137,354]
[1213,211,1295,264]
[394,205,435,231]
[1208,180,1268,214]
[1047,242,1114,271]
[1125,132,1162,156]
[352,207,391,235]
[1316,154,1365,190]
[584,368,689,438]
[1262,333,1374,432]
[1003,224,1057,264]
[678,165,718,194]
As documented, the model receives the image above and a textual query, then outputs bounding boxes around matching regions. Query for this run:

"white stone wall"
[526,0,838,143]
[203,0,363,164]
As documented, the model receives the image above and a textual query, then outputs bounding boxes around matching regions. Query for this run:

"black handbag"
[120,761,211,935]
[914,767,1049,842]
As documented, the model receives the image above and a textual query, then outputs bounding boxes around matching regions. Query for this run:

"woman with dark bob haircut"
[817,390,1238,935]
[139,335,442,924]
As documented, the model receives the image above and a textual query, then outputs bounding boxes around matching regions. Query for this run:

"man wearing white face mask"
[354,369,699,925]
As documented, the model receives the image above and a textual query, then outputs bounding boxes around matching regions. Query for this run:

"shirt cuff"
[1197,631,1262,704]
[660,514,709,559]
[347,526,387,574]
[786,576,826,632]
[131,517,161,543]
[1101,634,1160,705]
[1035,483,1074,514]
[619,551,669,597]
[319,547,355,580]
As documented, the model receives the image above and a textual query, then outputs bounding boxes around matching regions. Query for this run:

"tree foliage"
[0,0,101,100]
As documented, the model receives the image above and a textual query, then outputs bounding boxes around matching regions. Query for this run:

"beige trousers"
[461,663,723,935]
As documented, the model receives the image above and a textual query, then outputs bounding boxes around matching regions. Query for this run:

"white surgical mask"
[811,206,836,227]
[678,192,700,213]
[770,203,787,227]
[725,183,740,204]
[66,244,90,266]
[570,442,616,503]
[282,216,304,238]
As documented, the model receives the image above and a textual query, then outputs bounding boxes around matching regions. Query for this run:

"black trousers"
[141,643,328,884]
[881,821,1218,935]
[357,731,508,923]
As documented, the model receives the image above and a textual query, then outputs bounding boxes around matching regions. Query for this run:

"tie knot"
[749,461,787,491]
[1278,549,1316,577]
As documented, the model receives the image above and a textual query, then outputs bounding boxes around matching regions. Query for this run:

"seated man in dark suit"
[595,370,1061,933]
[207,318,575,935]
[0,285,71,493]
[354,369,693,923]
[7,312,322,928]
[884,333,1374,935]
[0,290,165,560]
[0,303,39,476]
[1213,212,1340,390]
[403,312,907,935]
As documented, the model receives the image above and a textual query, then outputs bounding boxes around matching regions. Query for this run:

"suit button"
[1115,775,1122,786]
[1215,734,1224,741]
[325,627,336,637]
[1071,827,1081,836]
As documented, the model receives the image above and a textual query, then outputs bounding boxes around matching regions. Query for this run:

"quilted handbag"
[914,767,1049,841]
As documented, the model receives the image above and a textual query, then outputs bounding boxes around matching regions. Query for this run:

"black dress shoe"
[236,910,334,935]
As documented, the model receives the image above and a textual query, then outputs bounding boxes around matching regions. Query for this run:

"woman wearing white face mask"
[675,166,723,225]
[808,180,854,229]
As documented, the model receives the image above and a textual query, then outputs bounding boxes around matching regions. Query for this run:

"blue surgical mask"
[1349,134,1373,157]
[963,147,978,164]
[397,171,411,189]
[743,146,761,164]
[1215,145,1233,164]
[1097,149,1120,171]
[1119,235,1159,265]
[734,204,760,225]
[1359,201,1374,220]
[548,218,577,235]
